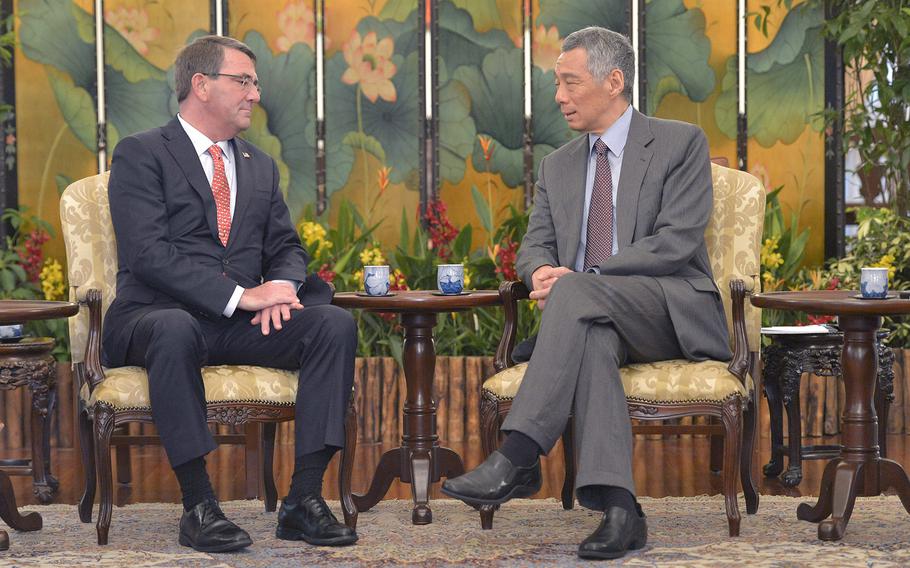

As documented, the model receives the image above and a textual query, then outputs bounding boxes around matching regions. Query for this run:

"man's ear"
[191,73,209,102]
[609,68,625,98]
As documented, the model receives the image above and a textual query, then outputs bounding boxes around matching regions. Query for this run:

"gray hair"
[562,27,635,102]
[174,35,257,102]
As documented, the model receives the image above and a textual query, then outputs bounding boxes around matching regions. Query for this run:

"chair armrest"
[727,279,750,385]
[79,287,106,391]
[494,280,530,372]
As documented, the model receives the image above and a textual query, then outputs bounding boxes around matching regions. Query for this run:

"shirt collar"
[177,114,233,164]
[588,104,633,157]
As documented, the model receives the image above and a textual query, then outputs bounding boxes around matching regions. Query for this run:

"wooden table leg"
[28,360,56,504]
[0,470,42,540]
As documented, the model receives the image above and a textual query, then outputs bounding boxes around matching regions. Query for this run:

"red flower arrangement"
[424,199,457,261]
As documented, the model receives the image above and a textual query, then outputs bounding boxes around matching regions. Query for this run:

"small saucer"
[431,291,472,296]
[355,292,396,297]
[852,293,896,300]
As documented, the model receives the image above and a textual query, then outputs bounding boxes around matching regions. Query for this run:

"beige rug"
[2,496,909,566]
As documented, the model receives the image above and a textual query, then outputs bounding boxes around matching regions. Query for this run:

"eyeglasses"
[206,72,261,94]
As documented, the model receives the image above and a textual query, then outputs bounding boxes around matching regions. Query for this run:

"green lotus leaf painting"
[645,0,715,115]
[537,0,628,37]
[715,2,824,147]
[243,31,321,219]
[19,0,174,153]
[455,48,574,188]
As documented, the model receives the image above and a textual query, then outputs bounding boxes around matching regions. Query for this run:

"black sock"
[287,446,338,501]
[600,485,637,514]
[174,457,216,512]
[498,431,542,468]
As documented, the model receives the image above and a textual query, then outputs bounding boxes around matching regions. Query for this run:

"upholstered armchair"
[479,163,765,536]
[60,172,358,545]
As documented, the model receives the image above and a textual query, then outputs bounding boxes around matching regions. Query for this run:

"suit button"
[223,259,231,265]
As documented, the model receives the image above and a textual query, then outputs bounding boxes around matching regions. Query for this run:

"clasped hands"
[238,281,302,335]
[529,265,573,311]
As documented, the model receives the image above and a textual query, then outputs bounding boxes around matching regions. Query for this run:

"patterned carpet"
[2,495,909,567]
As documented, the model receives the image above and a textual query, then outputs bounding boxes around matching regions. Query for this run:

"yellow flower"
[761,237,784,270]
[873,254,897,279]
[463,267,472,289]
[353,270,364,290]
[40,259,66,301]
[359,246,385,266]
[341,31,398,103]
[298,221,332,256]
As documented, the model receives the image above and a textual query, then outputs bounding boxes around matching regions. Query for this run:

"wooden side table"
[0,300,78,551]
[333,290,502,525]
[762,330,893,486]
[751,291,910,540]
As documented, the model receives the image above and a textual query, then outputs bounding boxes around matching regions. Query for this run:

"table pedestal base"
[0,470,42,551]
[797,457,910,540]
[352,445,464,524]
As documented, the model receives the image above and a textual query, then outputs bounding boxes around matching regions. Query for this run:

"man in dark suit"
[104,35,357,552]
[442,27,731,559]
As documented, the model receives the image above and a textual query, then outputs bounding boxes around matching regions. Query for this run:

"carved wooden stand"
[0,338,58,507]
[762,330,893,486]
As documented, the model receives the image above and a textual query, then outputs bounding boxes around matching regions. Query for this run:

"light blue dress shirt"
[573,104,633,273]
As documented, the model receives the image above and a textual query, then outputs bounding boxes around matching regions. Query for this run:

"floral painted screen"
[12,0,826,262]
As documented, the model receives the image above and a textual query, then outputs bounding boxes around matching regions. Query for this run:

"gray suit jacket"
[516,109,731,362]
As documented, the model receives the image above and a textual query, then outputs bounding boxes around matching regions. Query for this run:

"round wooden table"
[334,290,501,524]
[0,300,79,551]
[751,291,910,540]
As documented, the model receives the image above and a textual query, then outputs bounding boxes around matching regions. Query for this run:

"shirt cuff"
[586,267,601,274]
[223,285,245,317]
[270,279,302,293]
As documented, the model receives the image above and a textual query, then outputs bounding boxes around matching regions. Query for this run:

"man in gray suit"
[442,27,731,559]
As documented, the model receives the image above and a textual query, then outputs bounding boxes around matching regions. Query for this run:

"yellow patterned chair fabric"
[478,163,765,537]
[60,173,357,545]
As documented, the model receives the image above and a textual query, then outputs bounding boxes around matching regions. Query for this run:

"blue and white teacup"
[0,324,22,342]
[860,267,889,299]
[437,264,465,295]
[363,265,390,296]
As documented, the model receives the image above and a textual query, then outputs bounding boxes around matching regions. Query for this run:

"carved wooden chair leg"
[478,393,501,459]
[339,395,358,530]
[560,418,575,510]
[262,422,278,512]
[720,399,743,537]
[741,395,759,515]
[244,423,262,500]
[709,424,723,474]
[78,406,96,523]
[94,404,116,545]
[115,444,131,485]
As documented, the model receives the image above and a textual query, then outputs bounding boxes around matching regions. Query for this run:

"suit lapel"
[616,110,654,248]
[228,138,255,251]
[558,135,590,265]
[162,118,220,243]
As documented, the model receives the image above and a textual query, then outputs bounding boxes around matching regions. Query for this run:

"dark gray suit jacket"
[102,117,332,367]
[516,109,731,362]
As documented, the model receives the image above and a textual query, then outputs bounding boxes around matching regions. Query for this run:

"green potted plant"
[825,1,910,214]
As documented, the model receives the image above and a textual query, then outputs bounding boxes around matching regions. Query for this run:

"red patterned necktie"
[583,138,614,271]
[208,144,231,246]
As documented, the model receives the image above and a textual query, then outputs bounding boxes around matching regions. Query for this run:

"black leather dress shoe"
[276,494,358,546]
[577,504,648,560]
[178,498,252,553]
[440,450,541,505]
